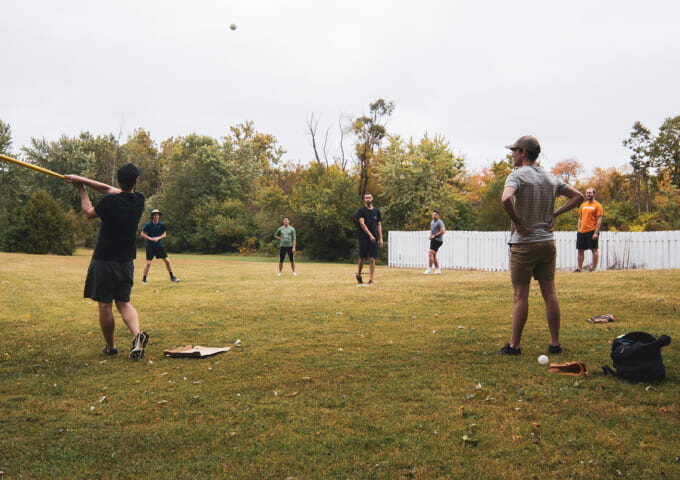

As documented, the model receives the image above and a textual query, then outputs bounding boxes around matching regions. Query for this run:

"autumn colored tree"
[551,158,584,185]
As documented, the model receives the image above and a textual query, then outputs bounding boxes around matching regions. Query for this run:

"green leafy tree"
[352,99,394,198]
[0,120,29,251]
[475,158,513,231]
[120,129,160,197]
[190,198,259,253]
[157,124,285,252]
[292,163,357,261]
[14,189,75,255]
[652,115,680,189]
[155,135,227,250]
[623,121,653,213]
[255,167,298,249]
[0,119,12,155]
[377,134,471,230]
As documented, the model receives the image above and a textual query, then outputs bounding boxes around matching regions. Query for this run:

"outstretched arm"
[64,174,120,219]
[64,175,121,195]
[75,183,97,219]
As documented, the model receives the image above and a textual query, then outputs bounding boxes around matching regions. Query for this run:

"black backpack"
[603,332,671,382]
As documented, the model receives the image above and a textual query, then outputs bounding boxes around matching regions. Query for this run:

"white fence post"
[388,230,680,271]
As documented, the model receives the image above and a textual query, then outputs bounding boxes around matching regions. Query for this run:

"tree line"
[1,101,679,259]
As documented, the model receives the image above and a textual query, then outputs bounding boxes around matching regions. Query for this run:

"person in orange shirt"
[575,187,603,272]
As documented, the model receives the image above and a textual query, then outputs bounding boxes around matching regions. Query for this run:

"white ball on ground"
[538,354,549,365]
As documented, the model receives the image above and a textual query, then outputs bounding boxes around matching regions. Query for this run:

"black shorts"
[576,231,598,250]
[146,245,168,260]
[84,259,134,303]
[358,238,379,259]
[429,239,443,252]
[279,246,294,263]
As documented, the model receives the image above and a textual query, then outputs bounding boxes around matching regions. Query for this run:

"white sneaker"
[292,272,297,276]
[129,331,149,360]
[277,272,282,276]
[423,269,431,274]
[434,269,442,274]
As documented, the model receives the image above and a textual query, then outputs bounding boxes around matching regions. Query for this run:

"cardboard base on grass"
[163,345,231,358]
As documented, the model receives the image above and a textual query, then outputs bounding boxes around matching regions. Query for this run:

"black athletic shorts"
[576,231,598,250]
[146,245,168,260]
[430,239,443,252]
[358,238,378,259]
[84,259,134,303]
[279,246,294,263]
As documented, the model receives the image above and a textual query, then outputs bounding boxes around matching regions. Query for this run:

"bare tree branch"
[322,126,330,169]
[306,113,322,165]
[338,117,347,171]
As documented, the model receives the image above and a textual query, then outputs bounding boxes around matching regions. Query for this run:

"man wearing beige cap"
[499,135,583,356]
[141,209,180,284]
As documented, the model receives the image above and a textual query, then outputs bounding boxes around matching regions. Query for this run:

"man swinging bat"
[64,164,149,360]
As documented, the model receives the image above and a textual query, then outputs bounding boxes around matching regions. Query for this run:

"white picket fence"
[388,230,680,271]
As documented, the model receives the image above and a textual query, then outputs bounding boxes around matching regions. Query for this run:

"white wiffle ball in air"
[229,24,237,31]
[538,355,549,365]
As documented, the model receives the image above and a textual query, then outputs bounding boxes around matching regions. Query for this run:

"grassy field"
[1,250,679,479]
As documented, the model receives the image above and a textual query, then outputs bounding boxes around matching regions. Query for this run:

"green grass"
[1,250,679,479]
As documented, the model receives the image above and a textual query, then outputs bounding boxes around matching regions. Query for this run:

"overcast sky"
[2,0,679,174]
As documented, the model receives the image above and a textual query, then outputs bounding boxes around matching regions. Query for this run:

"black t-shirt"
[93,192,145,262]
[356,206,382,240]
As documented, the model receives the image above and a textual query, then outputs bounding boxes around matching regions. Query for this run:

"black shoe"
[355,274,363,284]
[103,347,118,356]
[129,331,149,360]
[573,269,581,273]
[500,344,521,355]
[548,344,562,354]
[171,276,180,282]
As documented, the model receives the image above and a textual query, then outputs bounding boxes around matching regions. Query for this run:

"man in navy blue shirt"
[141,209,179,284]
[356,192,383,285]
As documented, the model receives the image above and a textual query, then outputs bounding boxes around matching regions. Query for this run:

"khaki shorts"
[509,241,556,284]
